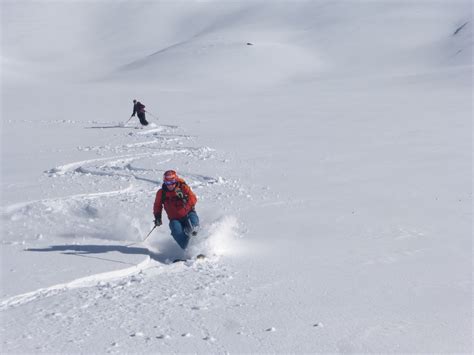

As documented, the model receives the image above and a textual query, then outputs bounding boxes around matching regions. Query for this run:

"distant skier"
[153,170,199,250]
[131,99,149,126]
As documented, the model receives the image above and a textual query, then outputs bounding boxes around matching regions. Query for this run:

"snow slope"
[1,0,472,353]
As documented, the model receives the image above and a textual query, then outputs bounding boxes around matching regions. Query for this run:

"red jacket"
[153,179,197,220]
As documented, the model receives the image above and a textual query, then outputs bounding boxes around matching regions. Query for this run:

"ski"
[172,254,206,263]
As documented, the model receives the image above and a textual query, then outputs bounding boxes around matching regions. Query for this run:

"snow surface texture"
[1,1,472,353]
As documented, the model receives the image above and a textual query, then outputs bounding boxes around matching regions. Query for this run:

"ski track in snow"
[46,150,188,176]
[3,123,232,219]
[1,121,244,321]
[0,253,220,311]
[0,256,156,311]
[1,185,135,215]
[2,254,239,353]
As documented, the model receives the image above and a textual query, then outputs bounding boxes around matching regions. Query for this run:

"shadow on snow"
[84,125,130,129]
[26,244,172,264]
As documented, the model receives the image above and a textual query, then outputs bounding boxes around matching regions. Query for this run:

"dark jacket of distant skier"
[131,99,149,126]
[153,170,199,249]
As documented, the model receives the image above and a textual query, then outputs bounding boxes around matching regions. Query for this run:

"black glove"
[154,216,162,226]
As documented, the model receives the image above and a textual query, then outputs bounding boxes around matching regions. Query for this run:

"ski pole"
[124,225,157,247]
[142,225,157,243]
[123,115,133,125]
[145,110,159,120]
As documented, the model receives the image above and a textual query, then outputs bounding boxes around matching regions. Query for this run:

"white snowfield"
[1,1,472,353]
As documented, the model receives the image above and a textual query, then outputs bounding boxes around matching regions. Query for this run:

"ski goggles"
[164,179,177,185]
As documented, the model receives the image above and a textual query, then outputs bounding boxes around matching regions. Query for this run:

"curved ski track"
[0,256,157,311]
[1,121,237,311]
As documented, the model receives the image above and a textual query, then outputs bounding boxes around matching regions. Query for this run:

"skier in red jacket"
[153,170,199,249]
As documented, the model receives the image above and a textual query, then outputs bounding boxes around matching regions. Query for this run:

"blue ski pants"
[169,211,199,249]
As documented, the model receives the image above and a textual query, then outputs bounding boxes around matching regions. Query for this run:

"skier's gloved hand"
[154,216,162,226]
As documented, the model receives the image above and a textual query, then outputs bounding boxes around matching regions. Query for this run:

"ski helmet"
[163,170,178,185]
[133,99,137,103]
